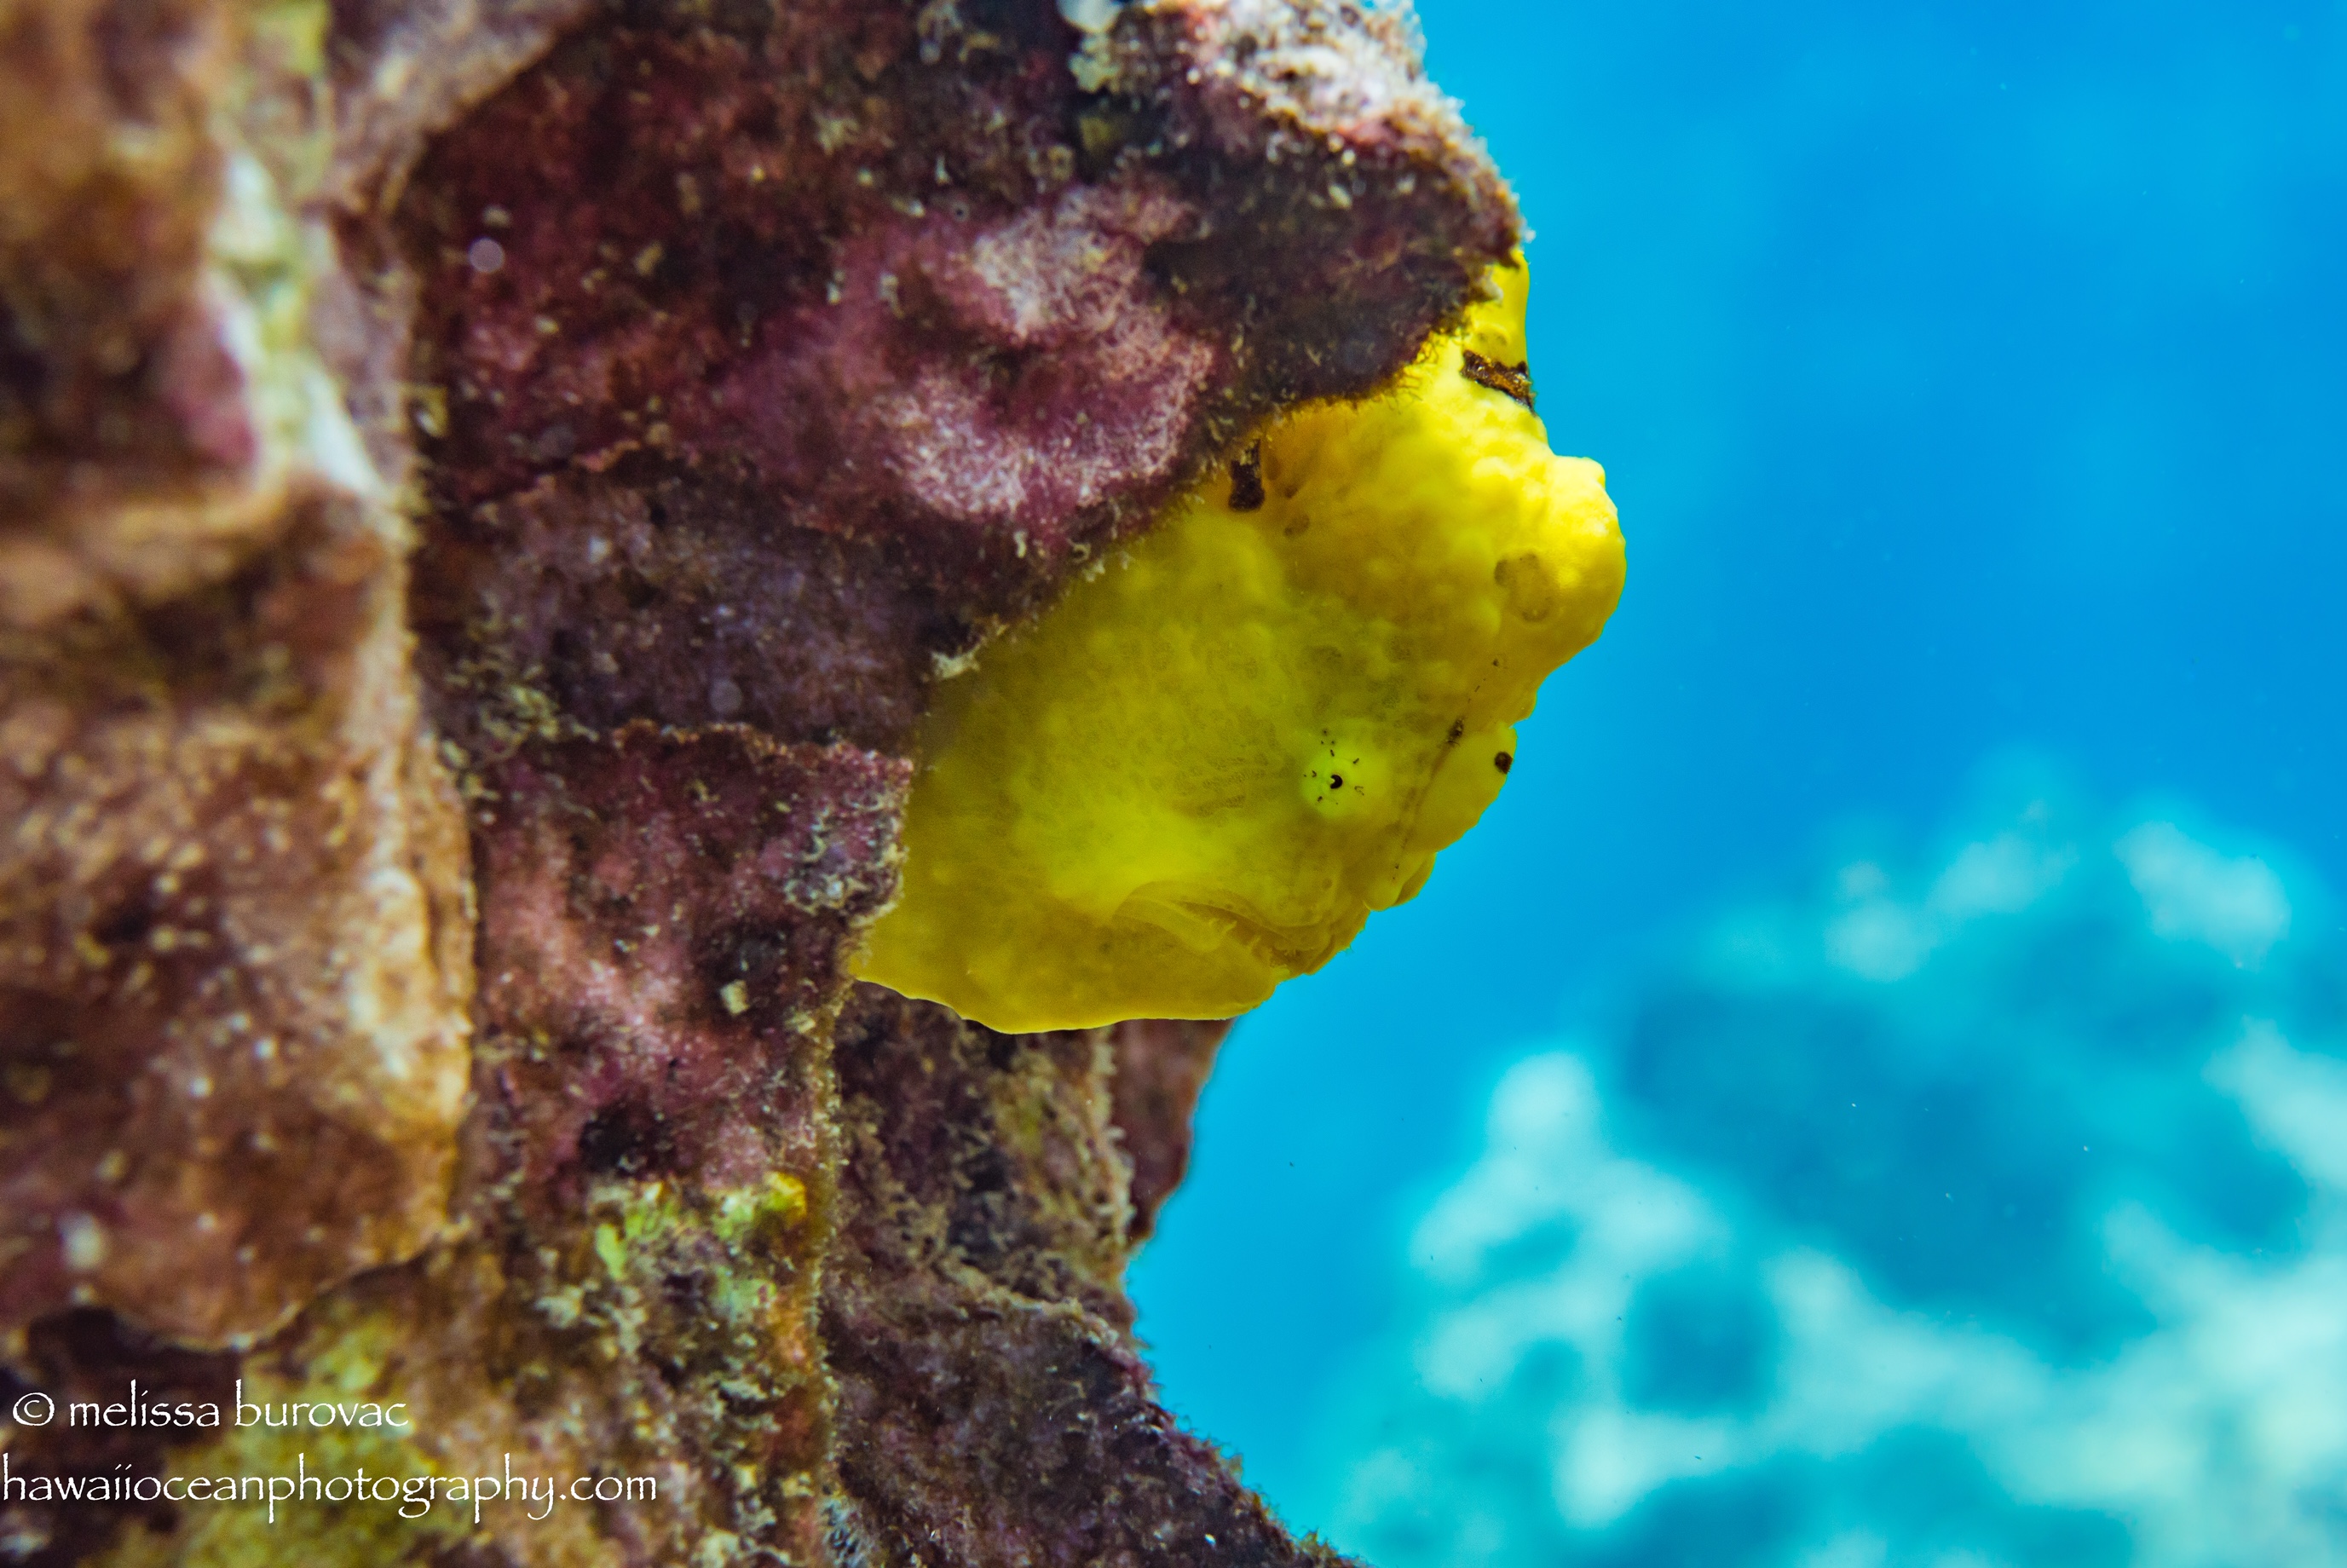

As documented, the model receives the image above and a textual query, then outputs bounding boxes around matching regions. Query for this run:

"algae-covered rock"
[0,0,1571,1562]
[0,0,474,1353]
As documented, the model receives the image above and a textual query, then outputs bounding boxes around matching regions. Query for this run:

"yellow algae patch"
[855,257,1623,1031]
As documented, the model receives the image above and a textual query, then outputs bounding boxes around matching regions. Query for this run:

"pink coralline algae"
[719,181,1220,553]
[0,0,1522,1562]
[472,726,906,1206]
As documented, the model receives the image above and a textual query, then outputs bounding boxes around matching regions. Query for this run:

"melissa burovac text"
[19,1379,410,1431]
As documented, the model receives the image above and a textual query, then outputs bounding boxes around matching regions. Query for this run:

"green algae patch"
[584,1170,816,1348]
[95,1316,464,1568]
[855,257,1624,1031]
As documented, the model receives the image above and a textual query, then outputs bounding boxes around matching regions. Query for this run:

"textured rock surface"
[398,0,1519,743]
[0,0,1519,1561]
[0,0,474,1352]
[828,989,1310,1567]
[1107,1018,1229,1244]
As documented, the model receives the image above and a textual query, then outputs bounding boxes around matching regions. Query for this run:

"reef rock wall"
[0,0,1516,1562]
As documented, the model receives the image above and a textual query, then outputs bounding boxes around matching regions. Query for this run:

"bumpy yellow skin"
[855,258,1623,1031]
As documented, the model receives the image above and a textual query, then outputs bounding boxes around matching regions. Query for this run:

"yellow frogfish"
[854,257,1623,1032]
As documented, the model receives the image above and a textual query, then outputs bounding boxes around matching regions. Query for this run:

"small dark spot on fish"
[1228,441,1266,511]
[1461,350,1535,412]
[1446,719,1466,745]
[1328,774,1344,789]
[1493,752,1514,774]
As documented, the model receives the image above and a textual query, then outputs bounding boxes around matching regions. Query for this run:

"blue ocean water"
[1126,3,2347,1561]
[1318,780,2347,1566]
